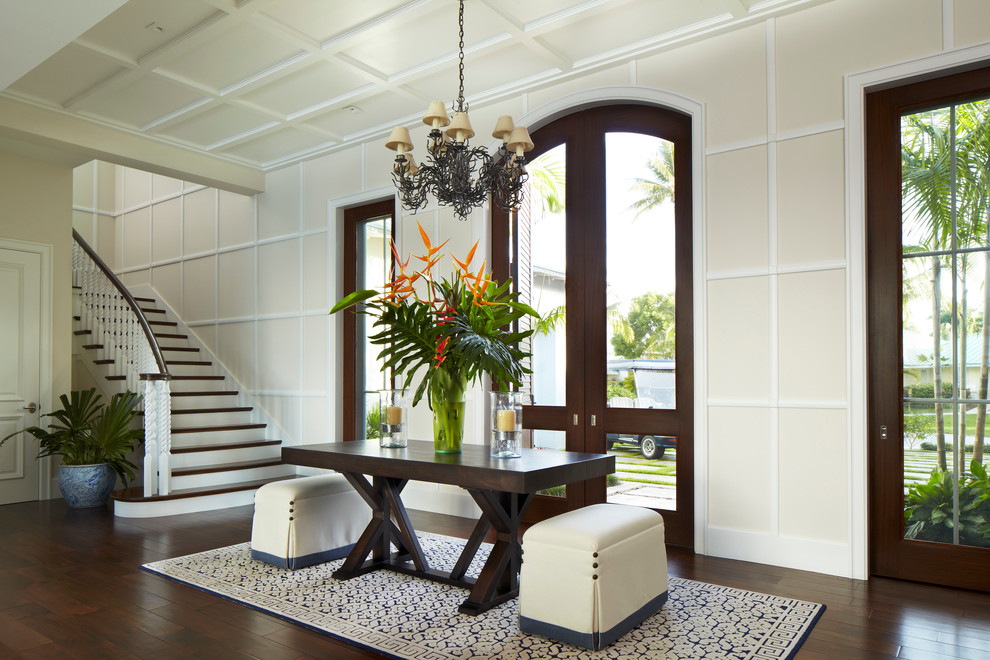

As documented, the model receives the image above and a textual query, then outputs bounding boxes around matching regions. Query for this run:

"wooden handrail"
[72,229,170,378]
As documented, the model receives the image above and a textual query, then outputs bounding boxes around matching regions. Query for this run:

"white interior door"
[0,246,43,504]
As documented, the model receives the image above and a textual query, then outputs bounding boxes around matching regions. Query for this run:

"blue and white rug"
[142,533,824,659]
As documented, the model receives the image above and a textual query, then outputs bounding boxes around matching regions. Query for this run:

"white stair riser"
[168,378,229,392]
[171,429,268,447]
[170,464,295,490]
[170,411,253,428]
[170,444,281,469]
[170,395,240,409]
[164,362,216,377]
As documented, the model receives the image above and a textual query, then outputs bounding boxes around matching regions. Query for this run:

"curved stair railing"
[71,230,172,497]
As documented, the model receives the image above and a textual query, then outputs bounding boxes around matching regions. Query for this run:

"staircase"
[72,290,295,517]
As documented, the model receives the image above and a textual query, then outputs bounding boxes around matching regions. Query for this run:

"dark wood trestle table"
[281,440,615,615]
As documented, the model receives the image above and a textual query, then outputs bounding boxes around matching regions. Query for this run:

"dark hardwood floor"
[1,500,989,659]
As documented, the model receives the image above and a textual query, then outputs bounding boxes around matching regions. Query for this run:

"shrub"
[904,459,990,545]
[920,442,937,451]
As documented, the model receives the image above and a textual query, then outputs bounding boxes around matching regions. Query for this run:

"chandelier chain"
[457,0,465,111]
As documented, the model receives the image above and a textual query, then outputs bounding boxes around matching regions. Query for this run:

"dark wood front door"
[867,64,990,591]
[494,104,694,546]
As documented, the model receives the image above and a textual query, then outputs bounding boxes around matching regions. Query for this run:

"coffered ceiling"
[1,0,832,174]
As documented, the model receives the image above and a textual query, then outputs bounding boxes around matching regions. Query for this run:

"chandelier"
[385,0,534,221]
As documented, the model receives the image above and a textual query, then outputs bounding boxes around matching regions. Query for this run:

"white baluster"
[143,378,159,497]
[158,380,171,496]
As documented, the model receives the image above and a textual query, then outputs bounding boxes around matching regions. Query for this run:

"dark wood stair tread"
[165,360,212,366]
[111,477,299,503]
[160,346,200,352]
[171,406,252,415]
[170,375,224,381]
[172,459,283,477]
[172,423,266,434]
[141,308,165,315]
[133,296,156,303]
[170,439,280,454]
[82,344,102,350]
[93,359,114,365]
[148,320,177,327]
[73,315,80,321]
[73,330,91,336]
[171,390,238,397]
[154,333,187,340]
[106,375,126,381]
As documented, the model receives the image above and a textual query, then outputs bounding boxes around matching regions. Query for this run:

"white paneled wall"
[74,0,990,578]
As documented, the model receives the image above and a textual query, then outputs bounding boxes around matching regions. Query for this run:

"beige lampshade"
[445,112,475,142]
[507,126,534,155]
[385,126,414,153]
[492,115,515,141]
[423,101,450,128]
[405,154,419,174]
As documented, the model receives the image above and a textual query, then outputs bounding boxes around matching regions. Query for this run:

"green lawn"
[610,446,676,485]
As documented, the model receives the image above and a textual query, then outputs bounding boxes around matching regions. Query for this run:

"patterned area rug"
[142,533,824,659]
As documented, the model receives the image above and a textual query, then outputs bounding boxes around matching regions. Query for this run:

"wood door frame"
[341,199,395,443]
[0,237,53,501]
[493,103,695,546]
[866,63,990,591]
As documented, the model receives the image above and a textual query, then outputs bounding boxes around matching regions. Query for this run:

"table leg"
[333,472,428,579]
[458,489,532,615]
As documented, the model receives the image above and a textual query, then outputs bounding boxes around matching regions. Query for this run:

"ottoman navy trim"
[250,543,355,570]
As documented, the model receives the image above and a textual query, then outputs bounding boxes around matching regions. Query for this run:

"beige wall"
[0,149,73,403]
[102,0,990,576]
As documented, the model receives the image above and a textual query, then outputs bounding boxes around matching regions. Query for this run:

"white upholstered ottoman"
[250,474,370,570]
[519,503,668,650]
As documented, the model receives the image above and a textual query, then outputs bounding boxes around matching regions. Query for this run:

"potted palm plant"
[332,223,539,453]
[1,388,144,508]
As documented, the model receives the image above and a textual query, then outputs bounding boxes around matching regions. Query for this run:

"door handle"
[22,402,37,413]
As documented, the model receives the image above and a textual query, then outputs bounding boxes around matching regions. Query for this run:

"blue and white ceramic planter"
[58,464,116,508]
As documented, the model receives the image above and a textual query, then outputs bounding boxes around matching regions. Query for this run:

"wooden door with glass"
[867,64,990,591]
[494,104,694,546]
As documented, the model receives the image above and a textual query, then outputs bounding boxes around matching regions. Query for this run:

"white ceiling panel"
[76,75,208,129]
[405,42,560,103]
[79,0,220,61]
[240,60,372,118]
[158,21,306,92]
[303,92,426,139]
[340,1,508,79]
[220,126,331,164]
[261,0,411,43]
[6,43,125,107]
[156,103,277,147]
[0,0,835,170]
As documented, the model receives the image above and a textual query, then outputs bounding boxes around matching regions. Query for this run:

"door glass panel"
[524,144,566,407]
[604,132,677,509]
[901,103,990,549]
[531,430,567,497]
[356,215,392,441]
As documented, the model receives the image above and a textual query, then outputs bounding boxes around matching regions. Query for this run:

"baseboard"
[707,526,857,579]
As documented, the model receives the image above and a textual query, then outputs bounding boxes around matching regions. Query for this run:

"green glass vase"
[430,369,467,454]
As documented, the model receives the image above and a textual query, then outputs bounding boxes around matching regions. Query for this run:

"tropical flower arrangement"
[331,223,539,453]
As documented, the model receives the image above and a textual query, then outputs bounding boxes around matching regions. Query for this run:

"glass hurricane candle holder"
[379,389,410,448]
[490,391,526,458]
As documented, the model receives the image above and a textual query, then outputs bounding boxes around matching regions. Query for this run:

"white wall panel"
[152,173,182,199]
[73,161,94,208]
[302,396,331,444]
[258,165,300,240]
[707,277,770,400]
[151,262,181,312]
[97,215,114,264]
[778,269,845,401]
[301,315,328,392]
[182,188,217,255]
[955,0,990,47]
[257,318,301,392]
[637,24,766,147]
[301,233,327,312]
[778,408,848,542]
[258,239,300,316]
[708,406,771,532]
[776,131,845,266]
[218,189,255,248]
[217,321,256,389]
[364,142,394,192]
[73,210,93,243]
[302,147,363,232]
[121,167,150,209]
[192,324,217,355]
[121,207,150,270]
[775,0,941,133]
[527,67,625,113]
[218,248,255,319]
[257,394,301,448]
[181,255,216,323]
[706,146,769,273]
[151,198,181,263]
